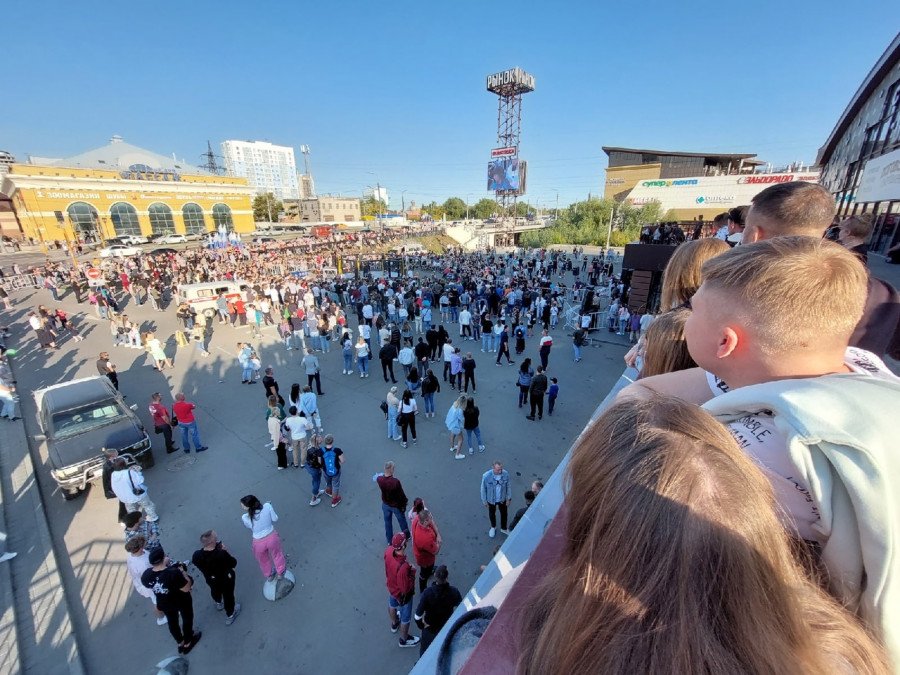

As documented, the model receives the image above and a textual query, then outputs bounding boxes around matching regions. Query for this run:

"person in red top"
[234,299,247,326]
[149,392,178,454]
[172,393,207,454]
[411,509,441,592]
[384,533,420,648]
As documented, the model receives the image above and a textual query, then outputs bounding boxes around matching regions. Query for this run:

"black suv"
[34,376,154,499]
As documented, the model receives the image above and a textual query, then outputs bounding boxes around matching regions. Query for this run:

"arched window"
[66,202,99,242]
[109,203,142,237]
[148,203,175,235]
[182,203,206,235]
[212,203,233,231]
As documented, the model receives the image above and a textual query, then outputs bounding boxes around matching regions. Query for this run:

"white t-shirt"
[242,502,278,539]
[127,551,154,598]
[706,347,895,541]
[284,415,312,441]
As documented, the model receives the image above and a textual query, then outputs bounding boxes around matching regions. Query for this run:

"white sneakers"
[488,527,496,538]
[500,528,510,535]
[468,447,474,455]
[454,453,466,460]
[478,444,486,453]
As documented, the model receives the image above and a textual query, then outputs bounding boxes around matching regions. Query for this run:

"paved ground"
[0,267,627,674]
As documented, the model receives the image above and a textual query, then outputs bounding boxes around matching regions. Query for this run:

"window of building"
[148,203,176,235]
[109,202,142,237]
[212,203,234,231]
[67,201,100,241]
[182,203,207,235]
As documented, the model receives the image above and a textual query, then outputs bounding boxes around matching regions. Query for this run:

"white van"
[175,280,253,318]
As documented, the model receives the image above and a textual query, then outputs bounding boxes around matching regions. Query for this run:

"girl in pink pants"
[240,495,287,581]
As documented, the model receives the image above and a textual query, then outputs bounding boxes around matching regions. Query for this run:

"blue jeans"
[241,365,253,381]
[423,392,435,414]
[481,333,491,351]
[358,355,369,374]
[465,427,483,449]
[0,390,17,419]
[449,306,458,322]
[382,503,409,545]
[306,465,322,497]
[320,336,330,354]
[180,421,203,451]
[573,344,581,360]
[387,408,399,439]
[423,319,431,332]
[548,395,557,415]
[343,352,353,371]
[388,595,412,624]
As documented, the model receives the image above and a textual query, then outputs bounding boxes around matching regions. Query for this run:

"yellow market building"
[0,136,255,244]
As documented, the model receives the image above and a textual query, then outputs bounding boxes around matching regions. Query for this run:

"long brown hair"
[660,237,729,310]
[517,397,888,675]
[639,307,696,378]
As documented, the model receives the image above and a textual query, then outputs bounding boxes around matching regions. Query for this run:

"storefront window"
[182,203,206,235]
[109,203,142,237]
[67,202,99,242]
[212,203,233,231]
[148,203,176,235]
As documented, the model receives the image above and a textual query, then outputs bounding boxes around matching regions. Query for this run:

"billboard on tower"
[488,158,527,194]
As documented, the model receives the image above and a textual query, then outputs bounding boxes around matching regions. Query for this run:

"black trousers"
[275,442,288,469]
[463,372,475,392]
[107,372,119,390]
[488,502,508,529]
[160,595,194,644]
[307,372,323,394]
[530,395,544,419]
[420,626,438,656]
[418,564,434,593]
[155,424,177,452]
[400,414,417,443]
[443,361,451,381]
[496,343,512,364]
[381,360,396,382]
[208,571,236,616]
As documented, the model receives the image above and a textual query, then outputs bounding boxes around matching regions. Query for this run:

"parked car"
[175,280,253,318]
[34,376,154,500]
[156,234,187,244]
[252,236,276,243]
[99,244,141,258]
[119,235,148,245]
[149,247,178,256]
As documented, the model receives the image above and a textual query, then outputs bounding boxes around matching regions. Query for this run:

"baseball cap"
[391,533,406,549]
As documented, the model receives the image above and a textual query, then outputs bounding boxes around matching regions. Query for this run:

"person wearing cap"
[384,533,420,649]
[141,546,201,654]
[414,564,462,656]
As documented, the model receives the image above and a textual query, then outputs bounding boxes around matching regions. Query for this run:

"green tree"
[442,197,467,220]
[253,193,283,222]
[473,198,497,220]
[520,197,666,248]
[361,196,387,218]
[421,201,445,220]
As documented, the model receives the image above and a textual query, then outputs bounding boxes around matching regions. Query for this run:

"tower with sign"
[486,67,534,224]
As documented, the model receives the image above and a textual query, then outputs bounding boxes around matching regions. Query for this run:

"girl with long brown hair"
[518,397,888,675]
[659,237,729,310]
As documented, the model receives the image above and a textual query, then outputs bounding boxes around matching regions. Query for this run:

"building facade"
[298,196,360,223]
[221,140,299,201]
[0,151,14,176]
[817,33,900,254]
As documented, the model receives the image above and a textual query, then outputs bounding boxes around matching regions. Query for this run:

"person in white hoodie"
[621,237,900,666]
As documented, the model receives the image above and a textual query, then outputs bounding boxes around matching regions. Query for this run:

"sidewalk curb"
[0,356,85,674]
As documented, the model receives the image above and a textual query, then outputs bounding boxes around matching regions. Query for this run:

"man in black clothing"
[379,342,398,383]
[414,565,462,656]
[261,367,284,406]
[141,547,202,654]
[101,448,128,524]
[426,326,439,361]
[527,366,548,420]
[414,337,431,377]
[495,324,514,365]
[509,490,536,530]
[191,530,241,625]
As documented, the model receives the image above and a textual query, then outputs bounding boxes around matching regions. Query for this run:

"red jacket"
[384,547,415,600]
[412,519,439,568]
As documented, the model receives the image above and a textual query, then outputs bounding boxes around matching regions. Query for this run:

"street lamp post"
[466,193,473,222]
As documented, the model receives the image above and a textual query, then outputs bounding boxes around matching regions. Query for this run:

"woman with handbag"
[399,389,418,448]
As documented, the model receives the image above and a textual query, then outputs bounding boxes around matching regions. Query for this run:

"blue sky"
[2,1,896,209]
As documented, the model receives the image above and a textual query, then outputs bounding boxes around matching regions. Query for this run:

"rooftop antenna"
[200,141,225,175]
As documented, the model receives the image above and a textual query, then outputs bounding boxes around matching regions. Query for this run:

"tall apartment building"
[221,140,300,200]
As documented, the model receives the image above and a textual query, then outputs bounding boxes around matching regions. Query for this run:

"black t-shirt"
[141,565,190,610]
[191,545,237,585]
[262,375,279,398]
[415,583,462,632]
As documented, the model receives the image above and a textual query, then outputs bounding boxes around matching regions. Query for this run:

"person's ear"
[742,224,761,244]
[717,326,740,359]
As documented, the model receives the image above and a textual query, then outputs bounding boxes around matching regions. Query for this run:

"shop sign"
[641,179,699,187]
[36,191,101,199]
[695,196,735,204]
[606,178,625,185]
[856,148,900,203]
[120,164,182,181]
[491,147,517,158]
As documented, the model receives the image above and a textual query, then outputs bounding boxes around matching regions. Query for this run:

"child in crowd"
[621,237,900,663]
[547,378,559,416]
[124,535,168,626]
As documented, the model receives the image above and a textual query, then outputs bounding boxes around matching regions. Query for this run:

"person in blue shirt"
[548,377,560,416]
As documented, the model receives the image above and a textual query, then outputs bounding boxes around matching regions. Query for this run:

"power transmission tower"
[200,141,225,175]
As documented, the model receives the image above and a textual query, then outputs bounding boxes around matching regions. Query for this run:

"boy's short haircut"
[124,536,146,553]
[700,237,867,354]
[199,530,216,546]
[123,511,143,528]
[749,182,836,237]
[841,213,875,240]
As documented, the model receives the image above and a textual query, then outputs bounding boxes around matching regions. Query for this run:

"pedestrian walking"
[305,434,326,506]
[411,509,441,593]
[374,461,410,545]
[380,341,398,383]
[191,530,241,626]
[414,565,461,656]
[172,393,208,453]
[442,339,454,382]
[495,324,514,365]
[141,548,202,654]
[355,334,371,378]
[384,533,420,649]
[399,389,418,447]
[321,434,345,508]
[110,458,159,522]
[572,327,585,362]
[538,329,552,369]
[124,536,167,626]
[421,369,440,418]
[301,349,325,394]
[480,461,512,538]
[240,495,287,581]
[445,395,466,460]
[149,392,178,454]
[517,358,534,408]
[527,366,548,421]
[463,397,485,455]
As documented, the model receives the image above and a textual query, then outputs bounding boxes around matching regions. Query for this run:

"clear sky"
[2,1,896,209]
